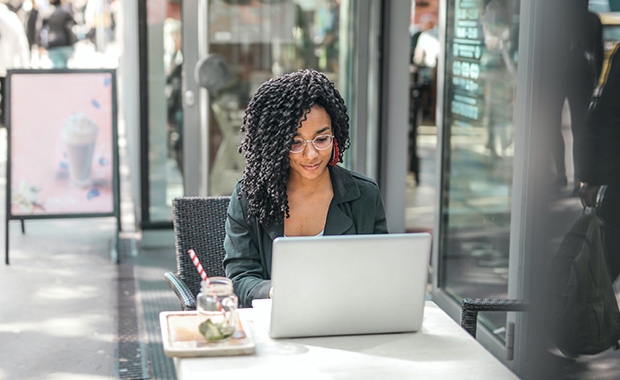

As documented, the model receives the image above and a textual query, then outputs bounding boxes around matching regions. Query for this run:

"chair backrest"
[172,196,231,298]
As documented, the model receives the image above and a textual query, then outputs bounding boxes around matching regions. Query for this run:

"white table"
[174,301,519,380]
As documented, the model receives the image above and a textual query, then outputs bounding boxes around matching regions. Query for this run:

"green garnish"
[199,319,235,341]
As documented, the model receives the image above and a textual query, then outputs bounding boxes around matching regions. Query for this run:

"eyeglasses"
[290,134,334,154]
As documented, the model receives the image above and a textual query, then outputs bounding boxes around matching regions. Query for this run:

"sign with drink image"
[6,70,118,217]
[63,113,99,189]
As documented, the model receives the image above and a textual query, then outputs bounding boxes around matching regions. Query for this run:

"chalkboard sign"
[4,69,120,264]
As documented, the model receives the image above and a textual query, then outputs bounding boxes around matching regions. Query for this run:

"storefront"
[116,0,616,376]
[131,0,410,234]
[431,0,615,375]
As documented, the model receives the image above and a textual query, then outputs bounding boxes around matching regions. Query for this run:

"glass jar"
[196,277,238,342]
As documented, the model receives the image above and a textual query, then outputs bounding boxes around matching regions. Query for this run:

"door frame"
[182,0,208,196]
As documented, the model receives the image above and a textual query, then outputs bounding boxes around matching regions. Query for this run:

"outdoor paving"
[0,218,118,380]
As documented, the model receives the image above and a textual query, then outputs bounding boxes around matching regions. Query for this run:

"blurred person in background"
[164,18,183,174]
[480,0,518,158]
[3,0,23,13]
[409,14,438,184]
[560,4,603,194]
[83,0,113,52]
[580,45,620,282]
[40,0,77,68]
[24,1,41,54]
[0,0,30,127]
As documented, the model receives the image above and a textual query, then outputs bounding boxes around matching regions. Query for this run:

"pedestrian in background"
[40,0,77,68]
[0,1,30,127]
[25,1,41,54]
[580,44,620,282]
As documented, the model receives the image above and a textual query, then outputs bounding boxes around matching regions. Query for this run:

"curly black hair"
[238,69,350,226]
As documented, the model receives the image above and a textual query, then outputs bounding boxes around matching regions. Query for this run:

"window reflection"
[164,16,183,177]
[147,0,184,221]
[441,0,520,340]
[406,0,439,234]
[206,0,344,195]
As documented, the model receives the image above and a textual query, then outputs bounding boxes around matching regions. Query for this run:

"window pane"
[441,0,520,341]
[146,0,184,221]
[206,0,348,195]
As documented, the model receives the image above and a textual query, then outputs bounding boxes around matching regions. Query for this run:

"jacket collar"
[264,166,360,239]
[324,165,359,235]
[329,165,361,204]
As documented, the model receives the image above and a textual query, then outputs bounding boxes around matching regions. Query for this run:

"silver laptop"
[268,233,432,339]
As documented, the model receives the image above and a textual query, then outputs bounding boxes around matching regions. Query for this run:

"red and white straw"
[188,249,209,285]
[187,249,225,316]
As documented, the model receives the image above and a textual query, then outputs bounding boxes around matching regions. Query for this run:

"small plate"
[159,311,255,357]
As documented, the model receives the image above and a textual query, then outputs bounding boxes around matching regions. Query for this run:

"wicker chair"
[460,298,530,338]
[164,196,231,310]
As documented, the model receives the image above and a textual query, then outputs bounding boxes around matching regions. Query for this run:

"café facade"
[114,0,612,377]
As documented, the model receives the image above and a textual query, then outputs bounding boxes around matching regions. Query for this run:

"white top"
[0,4,30,76]
[173,301,519,380]
[283,230,324,238]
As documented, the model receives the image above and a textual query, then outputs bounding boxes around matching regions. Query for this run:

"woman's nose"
[303,142,319,158]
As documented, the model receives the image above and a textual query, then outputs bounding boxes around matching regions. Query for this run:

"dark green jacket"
[223,165,388,308]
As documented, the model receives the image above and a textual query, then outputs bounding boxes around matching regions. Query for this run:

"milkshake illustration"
[63,113,98,188]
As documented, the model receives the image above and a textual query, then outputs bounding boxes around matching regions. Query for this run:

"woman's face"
[288,106,333,182]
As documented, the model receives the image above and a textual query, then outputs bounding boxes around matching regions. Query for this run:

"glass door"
[437,0,521,342]
[183,0,356,197]
[142,0,185,224]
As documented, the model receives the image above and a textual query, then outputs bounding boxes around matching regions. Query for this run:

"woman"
[224,69,388,308]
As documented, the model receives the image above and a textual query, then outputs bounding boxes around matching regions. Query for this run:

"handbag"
[547,207,620,356]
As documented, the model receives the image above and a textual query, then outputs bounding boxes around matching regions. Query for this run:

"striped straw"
[188,249,208,285]
[187,249,225,317]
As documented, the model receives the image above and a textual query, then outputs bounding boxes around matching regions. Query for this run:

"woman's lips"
[301,163,321,171]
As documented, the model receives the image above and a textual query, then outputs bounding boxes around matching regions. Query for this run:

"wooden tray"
[159,311,255,357]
